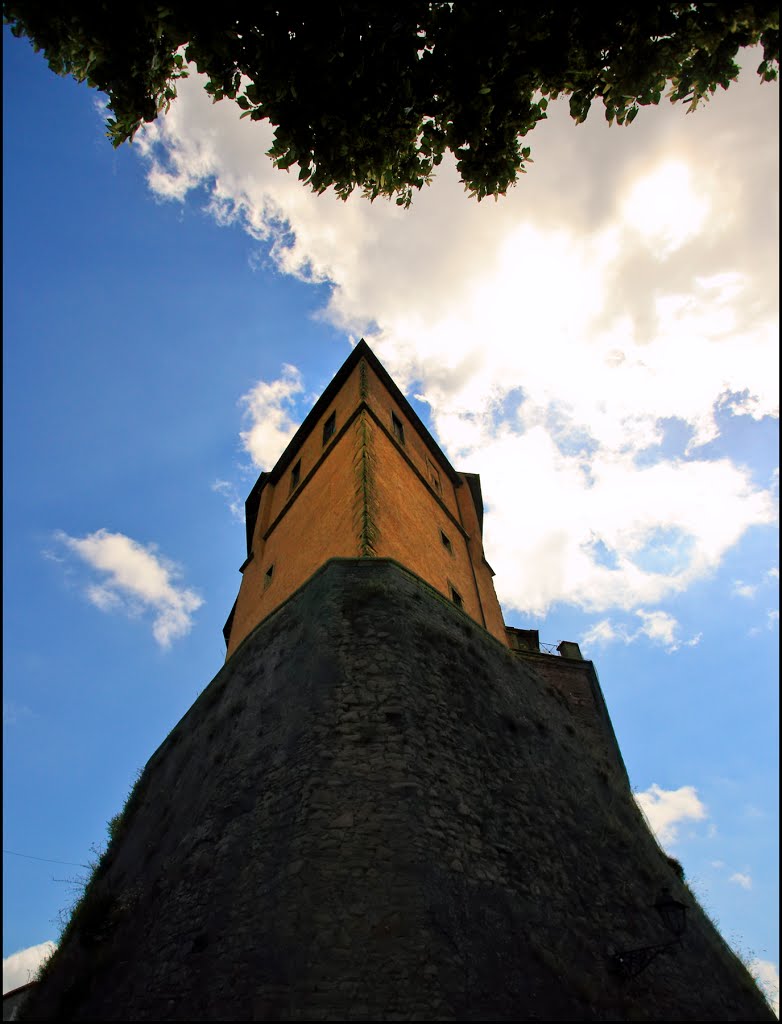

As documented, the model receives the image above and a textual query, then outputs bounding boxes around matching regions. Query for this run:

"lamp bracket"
[609,938,680,979]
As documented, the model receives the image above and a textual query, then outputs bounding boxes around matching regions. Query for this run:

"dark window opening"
[427,458,442,494]
[322,411,336,445]
[290,459,301,492]
[450,586,463,609]
[392,411,405,444]
[440,530,452,553]
[264,564,275,589]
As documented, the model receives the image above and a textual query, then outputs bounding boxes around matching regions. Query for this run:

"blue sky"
[3,28,779,1010]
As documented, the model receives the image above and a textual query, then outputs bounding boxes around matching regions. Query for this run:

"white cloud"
[54,530,203,647]
[749,959,780,1018]
[711,860,725,869]
[135,57,778,619]
[581,619,625,648]
[733,581,759,599]
[744,804,766,819]
[3,941,55,993]
[85,583,124,612]
[729,871,753,890]
[635,783,708,846]
[581,609,700,653]
[40,548,66,564]
[211,479,245,522]
[734,568,780,600]
[453,428,772,618]
[749,608,780,636]
[635,609,702,651]
[634,609,682,648]
[239,364,303,469]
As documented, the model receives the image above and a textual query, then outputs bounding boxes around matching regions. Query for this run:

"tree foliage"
[4,2,779,206]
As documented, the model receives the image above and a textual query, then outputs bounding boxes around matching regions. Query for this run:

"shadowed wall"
[22,561,774,1022]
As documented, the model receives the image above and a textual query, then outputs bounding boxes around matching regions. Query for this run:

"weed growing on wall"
[353,408,379,557]
[29,765,147,999]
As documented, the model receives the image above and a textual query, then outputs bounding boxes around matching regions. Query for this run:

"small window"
[391,411,405,445]
[450,586,463,609]
[290,459,301,493]
[427,457,442,494]
[264,564,275,589]
[322,411,336,445]
[440,530,452,554]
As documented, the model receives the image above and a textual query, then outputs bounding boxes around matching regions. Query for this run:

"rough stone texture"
[510,650,624,776]
[22,561,774,1021]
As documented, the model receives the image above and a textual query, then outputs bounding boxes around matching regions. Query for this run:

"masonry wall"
[509,650,627,785]
[369,419,487,629]
[227,355,509,655]
[362,360,462,523]
[264,364,363,528]
[228,424,360,657]
[454,476,507,642]
[23,561,774,1022]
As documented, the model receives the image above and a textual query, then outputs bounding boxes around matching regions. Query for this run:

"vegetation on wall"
[353,410,379,558]
[25,766,149,1015]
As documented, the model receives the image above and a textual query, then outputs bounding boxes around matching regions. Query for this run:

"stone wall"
[509,648,627,786]
[22,560,775,1021]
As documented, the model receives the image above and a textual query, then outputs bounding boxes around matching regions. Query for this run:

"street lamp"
[655,887,687,938]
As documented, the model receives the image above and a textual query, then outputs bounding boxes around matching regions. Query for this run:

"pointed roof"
[243,339,486,555]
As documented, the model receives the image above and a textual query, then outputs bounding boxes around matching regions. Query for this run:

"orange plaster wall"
[253,479,276,543]
[369,422,485,625]
[362,362,462,524]
[455,477,508,644]
[228,425,359,656]
[265,363,363,528]
[226,351,508,657]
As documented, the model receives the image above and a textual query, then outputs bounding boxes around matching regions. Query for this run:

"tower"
[21,342,774,1021]
[222,339,506,659]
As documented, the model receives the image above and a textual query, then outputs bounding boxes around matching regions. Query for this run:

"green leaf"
[4,3,778,207]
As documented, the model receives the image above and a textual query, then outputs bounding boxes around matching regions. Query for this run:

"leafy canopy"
[4,2,779,207]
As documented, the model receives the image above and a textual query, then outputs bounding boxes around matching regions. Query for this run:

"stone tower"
[20,343,774,1021]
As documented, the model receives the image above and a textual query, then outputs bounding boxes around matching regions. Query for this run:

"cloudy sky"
[3,28,778,1012]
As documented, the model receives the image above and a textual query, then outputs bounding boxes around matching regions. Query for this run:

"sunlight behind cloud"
[135,63,778,620]
[620,160,710,256]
